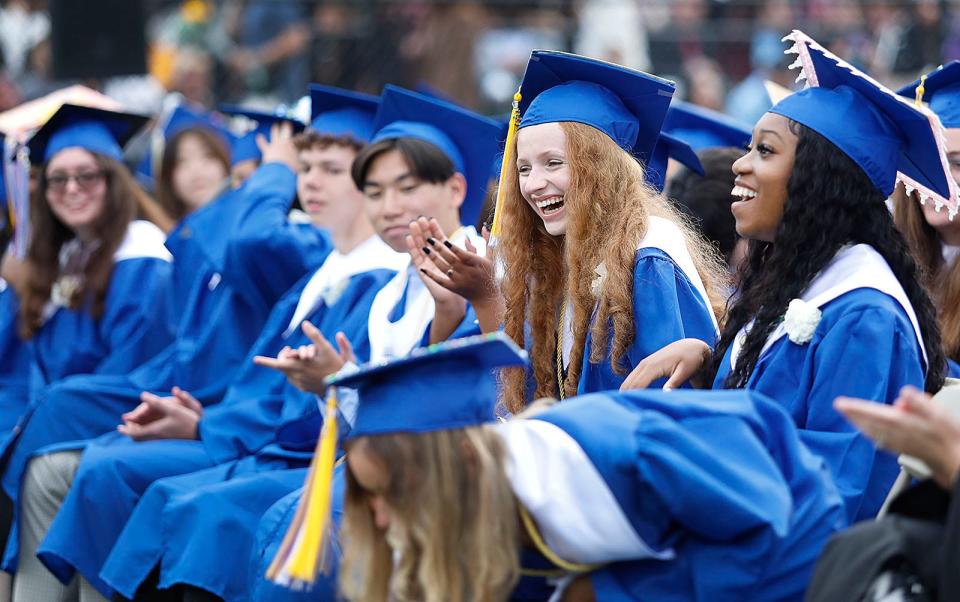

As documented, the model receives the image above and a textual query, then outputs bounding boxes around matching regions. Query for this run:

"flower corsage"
[783,299,822,345]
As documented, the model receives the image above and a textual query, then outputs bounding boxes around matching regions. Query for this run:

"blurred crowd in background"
[0,0,955,126]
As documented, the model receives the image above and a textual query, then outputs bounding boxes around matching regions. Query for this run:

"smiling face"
[730,112,798,242]
[516,122,571,237]
[171,132,228,211]
[44,147,108,239]
[361,148,465,253]
[297,143,363,233]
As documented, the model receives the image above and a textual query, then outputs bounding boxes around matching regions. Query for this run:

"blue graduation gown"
[501,389,846,601]
[37,267,396,597]
[0,283,29,433]
[578,248,717,393]
[714,289,925,523]
[948,358,960,378]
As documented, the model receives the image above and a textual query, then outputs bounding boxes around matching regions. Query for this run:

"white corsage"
[591,262,607,298]
[783,299,822,345]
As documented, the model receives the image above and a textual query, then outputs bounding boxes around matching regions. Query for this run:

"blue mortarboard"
[27,104,149,164]
[770,31,957,216]
[371,85,502,226]
[897,61,960,129]
[220,105,305,166]
[517,50,675,169]
[308,84,379,142]
[663,100,752,151]
[647,132,704,192]
[329,332,528,438]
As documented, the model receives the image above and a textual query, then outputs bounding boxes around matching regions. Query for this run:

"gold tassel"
[266,387,340,586]
[490,88,522,238]
[915,74,928,108]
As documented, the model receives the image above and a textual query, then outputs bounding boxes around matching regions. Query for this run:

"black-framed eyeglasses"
[44,171,106,193]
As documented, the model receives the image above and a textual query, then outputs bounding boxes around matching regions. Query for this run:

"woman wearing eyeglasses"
[0,105,175,587]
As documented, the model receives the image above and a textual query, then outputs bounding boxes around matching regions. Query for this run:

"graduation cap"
[770,30,958,217]
[307,84,379,142]
[517,50,675,168]
[220,105,305,166]
[646,132,705,193]
[897,61,960,129]
[266,332,528,587]
[371,84,503,226]
[26,104,149,164]
[662,100,752,151]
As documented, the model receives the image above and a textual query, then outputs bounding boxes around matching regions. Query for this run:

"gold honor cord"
[518,504,602,575]
[556,298,567,400]
[266,388,341,584]
[490,88,522,238]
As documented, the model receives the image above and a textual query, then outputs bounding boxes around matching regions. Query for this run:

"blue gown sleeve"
[220,163,331,314]
[93,257,175,375]
[948,358,960,378]
[578,250,717,393]
[794,305,923,522]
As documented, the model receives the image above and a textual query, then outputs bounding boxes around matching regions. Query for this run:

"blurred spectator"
[0,0,48,81]
[684,55,726,111]
[224,0,310,104]
[575,0,651,72]
[893,0,948,77]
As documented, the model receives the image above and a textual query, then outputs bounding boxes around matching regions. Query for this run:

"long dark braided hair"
[710,121,946,393]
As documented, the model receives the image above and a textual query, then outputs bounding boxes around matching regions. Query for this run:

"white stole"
[283,236,407,337]
[367,226,484,363]
[561,216,717,368]
[729,244,926,371]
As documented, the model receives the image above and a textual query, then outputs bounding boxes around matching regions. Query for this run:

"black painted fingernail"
[427,237,436,245]
[420,268,427,274]
[422,247,431,255]
[443,240,453,249]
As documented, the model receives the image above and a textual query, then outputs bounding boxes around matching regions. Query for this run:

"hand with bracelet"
[619,338,714,391]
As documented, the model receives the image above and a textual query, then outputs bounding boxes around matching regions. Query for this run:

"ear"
[446,172,467,211]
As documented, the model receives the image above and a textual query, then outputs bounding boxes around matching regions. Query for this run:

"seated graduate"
[413,51,725,413]
[620,31,955,523]
[28,86,406,602]
[894,62,960,378]
[0,101,175,564]
[262,333,845,602]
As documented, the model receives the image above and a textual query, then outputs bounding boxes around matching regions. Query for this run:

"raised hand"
[619,338,713,391]
[256,121,299,172]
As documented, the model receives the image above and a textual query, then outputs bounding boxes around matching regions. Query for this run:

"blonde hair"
[498,122,728,412]
[893,183,960,362]
[340,427,519,602]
